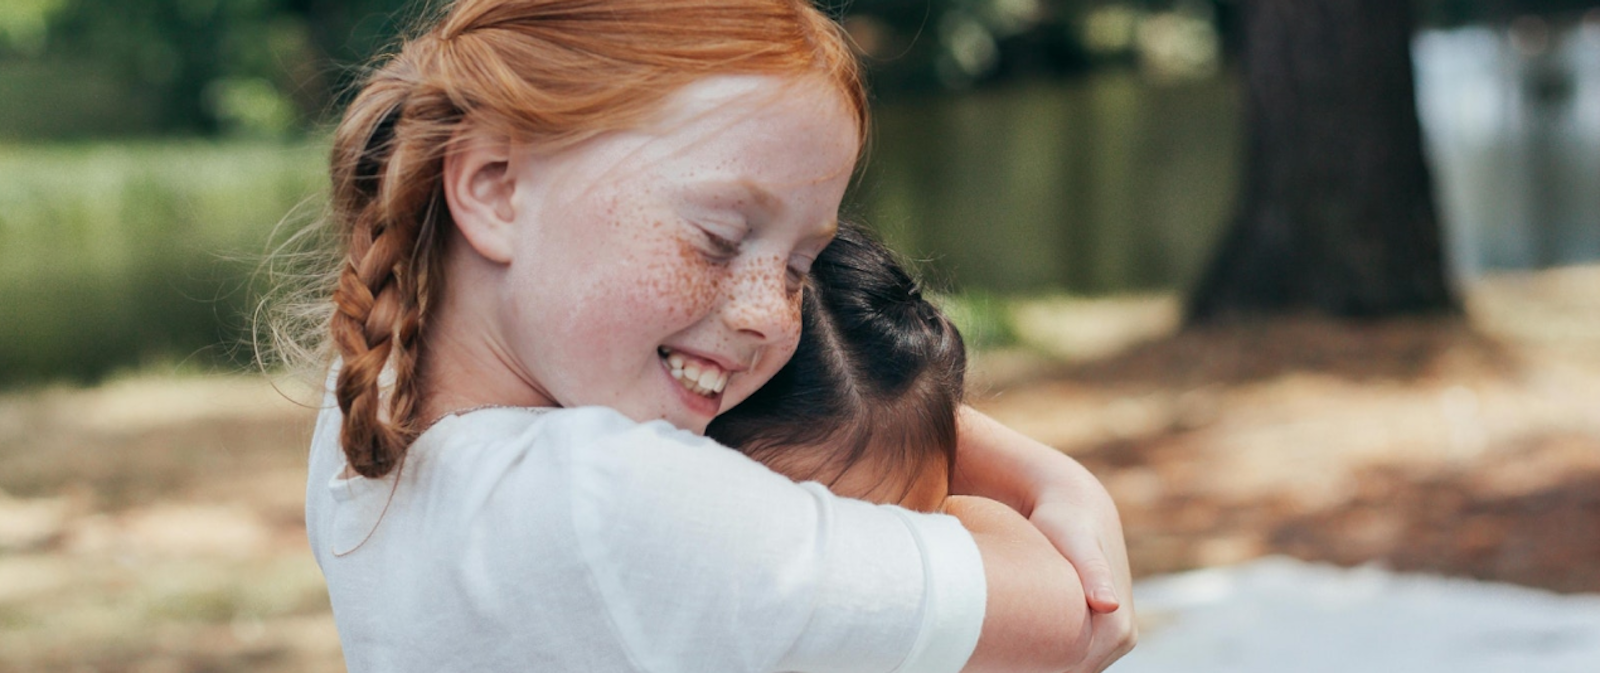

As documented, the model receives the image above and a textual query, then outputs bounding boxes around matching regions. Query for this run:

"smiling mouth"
[659,347,729,398]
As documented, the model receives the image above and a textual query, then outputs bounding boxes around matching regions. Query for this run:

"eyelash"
[694,222,811,291]
[701,229,740,260]
[785,259,812,293]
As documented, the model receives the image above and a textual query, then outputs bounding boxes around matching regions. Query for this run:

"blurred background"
[1,1,1597,671]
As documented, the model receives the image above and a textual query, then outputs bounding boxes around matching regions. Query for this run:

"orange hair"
[324,0,867,478]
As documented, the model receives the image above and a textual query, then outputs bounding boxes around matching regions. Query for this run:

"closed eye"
[700,228,740,261]
[785,267,807,294]
[785,256,814,293]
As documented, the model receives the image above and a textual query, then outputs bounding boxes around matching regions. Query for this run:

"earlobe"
[443,137,517,264]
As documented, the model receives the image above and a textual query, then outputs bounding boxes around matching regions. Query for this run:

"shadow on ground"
[978,293,1600,594]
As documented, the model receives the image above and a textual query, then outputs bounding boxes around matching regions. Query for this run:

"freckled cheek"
[771,274,805,343]
[721,256,803,333]
[622,233,723,327]
[780,291,803,339]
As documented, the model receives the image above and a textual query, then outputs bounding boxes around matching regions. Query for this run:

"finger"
[1077,544,1122,614]
[1033,512,1122,613]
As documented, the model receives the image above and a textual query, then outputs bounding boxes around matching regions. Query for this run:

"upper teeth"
[664,349,728,397]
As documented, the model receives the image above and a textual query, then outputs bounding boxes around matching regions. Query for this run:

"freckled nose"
[721,257,799,342]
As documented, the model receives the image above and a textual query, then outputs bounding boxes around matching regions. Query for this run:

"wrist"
[952,406,1050,514]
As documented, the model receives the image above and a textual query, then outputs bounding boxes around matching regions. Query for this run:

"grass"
[0,140,327,387]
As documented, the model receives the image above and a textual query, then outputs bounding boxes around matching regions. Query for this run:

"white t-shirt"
[305,404,986,673]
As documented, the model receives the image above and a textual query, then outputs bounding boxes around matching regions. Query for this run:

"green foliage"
[852,73,1239,294]
[0,61,164,140]
[0,0,1580,139]
[0,0,67,56]
[0,140,326,386]
[39,0,315,134]
[933,291,1020,350]
[1,0,421,138]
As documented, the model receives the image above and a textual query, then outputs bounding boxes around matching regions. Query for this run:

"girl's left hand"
[951,406,1137,672]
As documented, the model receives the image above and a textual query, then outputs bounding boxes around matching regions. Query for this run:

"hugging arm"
[950,406,1137,672]
[944,495,1091,672]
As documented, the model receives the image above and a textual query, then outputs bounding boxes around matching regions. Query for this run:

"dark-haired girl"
[709,223,966,513]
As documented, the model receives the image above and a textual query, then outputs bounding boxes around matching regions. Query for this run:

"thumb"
[1075,542,1121,614]
[1036,510,1122,613]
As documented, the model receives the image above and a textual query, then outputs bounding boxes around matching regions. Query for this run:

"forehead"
[621,74,861,186]
[648,75,852,132]
[510,73,860,236]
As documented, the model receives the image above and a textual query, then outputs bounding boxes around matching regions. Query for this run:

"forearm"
[945,496,1091,672]
[951,403,1137,667]
[951,405,1101,515]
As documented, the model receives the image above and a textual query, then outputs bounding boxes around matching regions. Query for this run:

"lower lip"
[661,357,722,418]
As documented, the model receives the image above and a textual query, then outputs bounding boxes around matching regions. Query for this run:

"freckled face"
[495,76,859,433]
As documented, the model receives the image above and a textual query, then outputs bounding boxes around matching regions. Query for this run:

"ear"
[442,135,517,264]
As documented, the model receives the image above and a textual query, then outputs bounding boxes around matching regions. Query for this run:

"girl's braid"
[328,39,456,478]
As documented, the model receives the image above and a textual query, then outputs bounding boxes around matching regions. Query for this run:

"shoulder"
[426,405,708,448]
[415,405,787,505]
[423,405,738,469]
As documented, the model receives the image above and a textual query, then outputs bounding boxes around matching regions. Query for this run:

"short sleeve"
[549,408,986,673]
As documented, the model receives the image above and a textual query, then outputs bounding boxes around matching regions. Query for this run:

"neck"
[417,240,557,423]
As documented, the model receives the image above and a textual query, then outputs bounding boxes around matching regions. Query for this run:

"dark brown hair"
[706,222,967,501]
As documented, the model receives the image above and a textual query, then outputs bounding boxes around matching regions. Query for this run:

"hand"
[1030,488,1136,672]
[951,406,1137,671]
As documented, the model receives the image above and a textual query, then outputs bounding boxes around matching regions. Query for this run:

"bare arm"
[951,406,1137,671]
[944,495,1092,672]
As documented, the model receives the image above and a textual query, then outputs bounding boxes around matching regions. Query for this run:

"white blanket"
[1113,556,1600,672]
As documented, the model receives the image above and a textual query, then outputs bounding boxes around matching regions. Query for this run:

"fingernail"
[1094,586,1119,607]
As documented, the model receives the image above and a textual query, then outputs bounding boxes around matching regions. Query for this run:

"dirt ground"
[977,265,1600,593]
[1,265,1597,672]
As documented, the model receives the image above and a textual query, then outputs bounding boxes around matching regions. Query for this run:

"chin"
[666,412,711,436]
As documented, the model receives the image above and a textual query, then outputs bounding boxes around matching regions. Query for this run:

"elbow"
[949,495,1099,672]
[1034,563,1095,671]
[969,548,1095,672]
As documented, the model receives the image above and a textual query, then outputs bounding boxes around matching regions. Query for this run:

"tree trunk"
[1186,0,1459,324]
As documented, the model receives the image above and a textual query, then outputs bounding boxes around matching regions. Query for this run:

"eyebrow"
[742,181,782,220]
[690,180,779,217]
[733,181,840,243]
[690,180,836,241]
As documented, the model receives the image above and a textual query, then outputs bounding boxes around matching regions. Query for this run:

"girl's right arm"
[943,496,1093,673]
[751,447,1098,669]
[548,408,1101,672]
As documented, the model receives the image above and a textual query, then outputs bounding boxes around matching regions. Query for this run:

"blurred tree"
[284,0,420,111]
[1186,0,1460,322]
[32,0,415,135]
[838,0,1095,92]
[1423,0,1600,25]
[12,0,1588,136]
[45,0,235,134]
